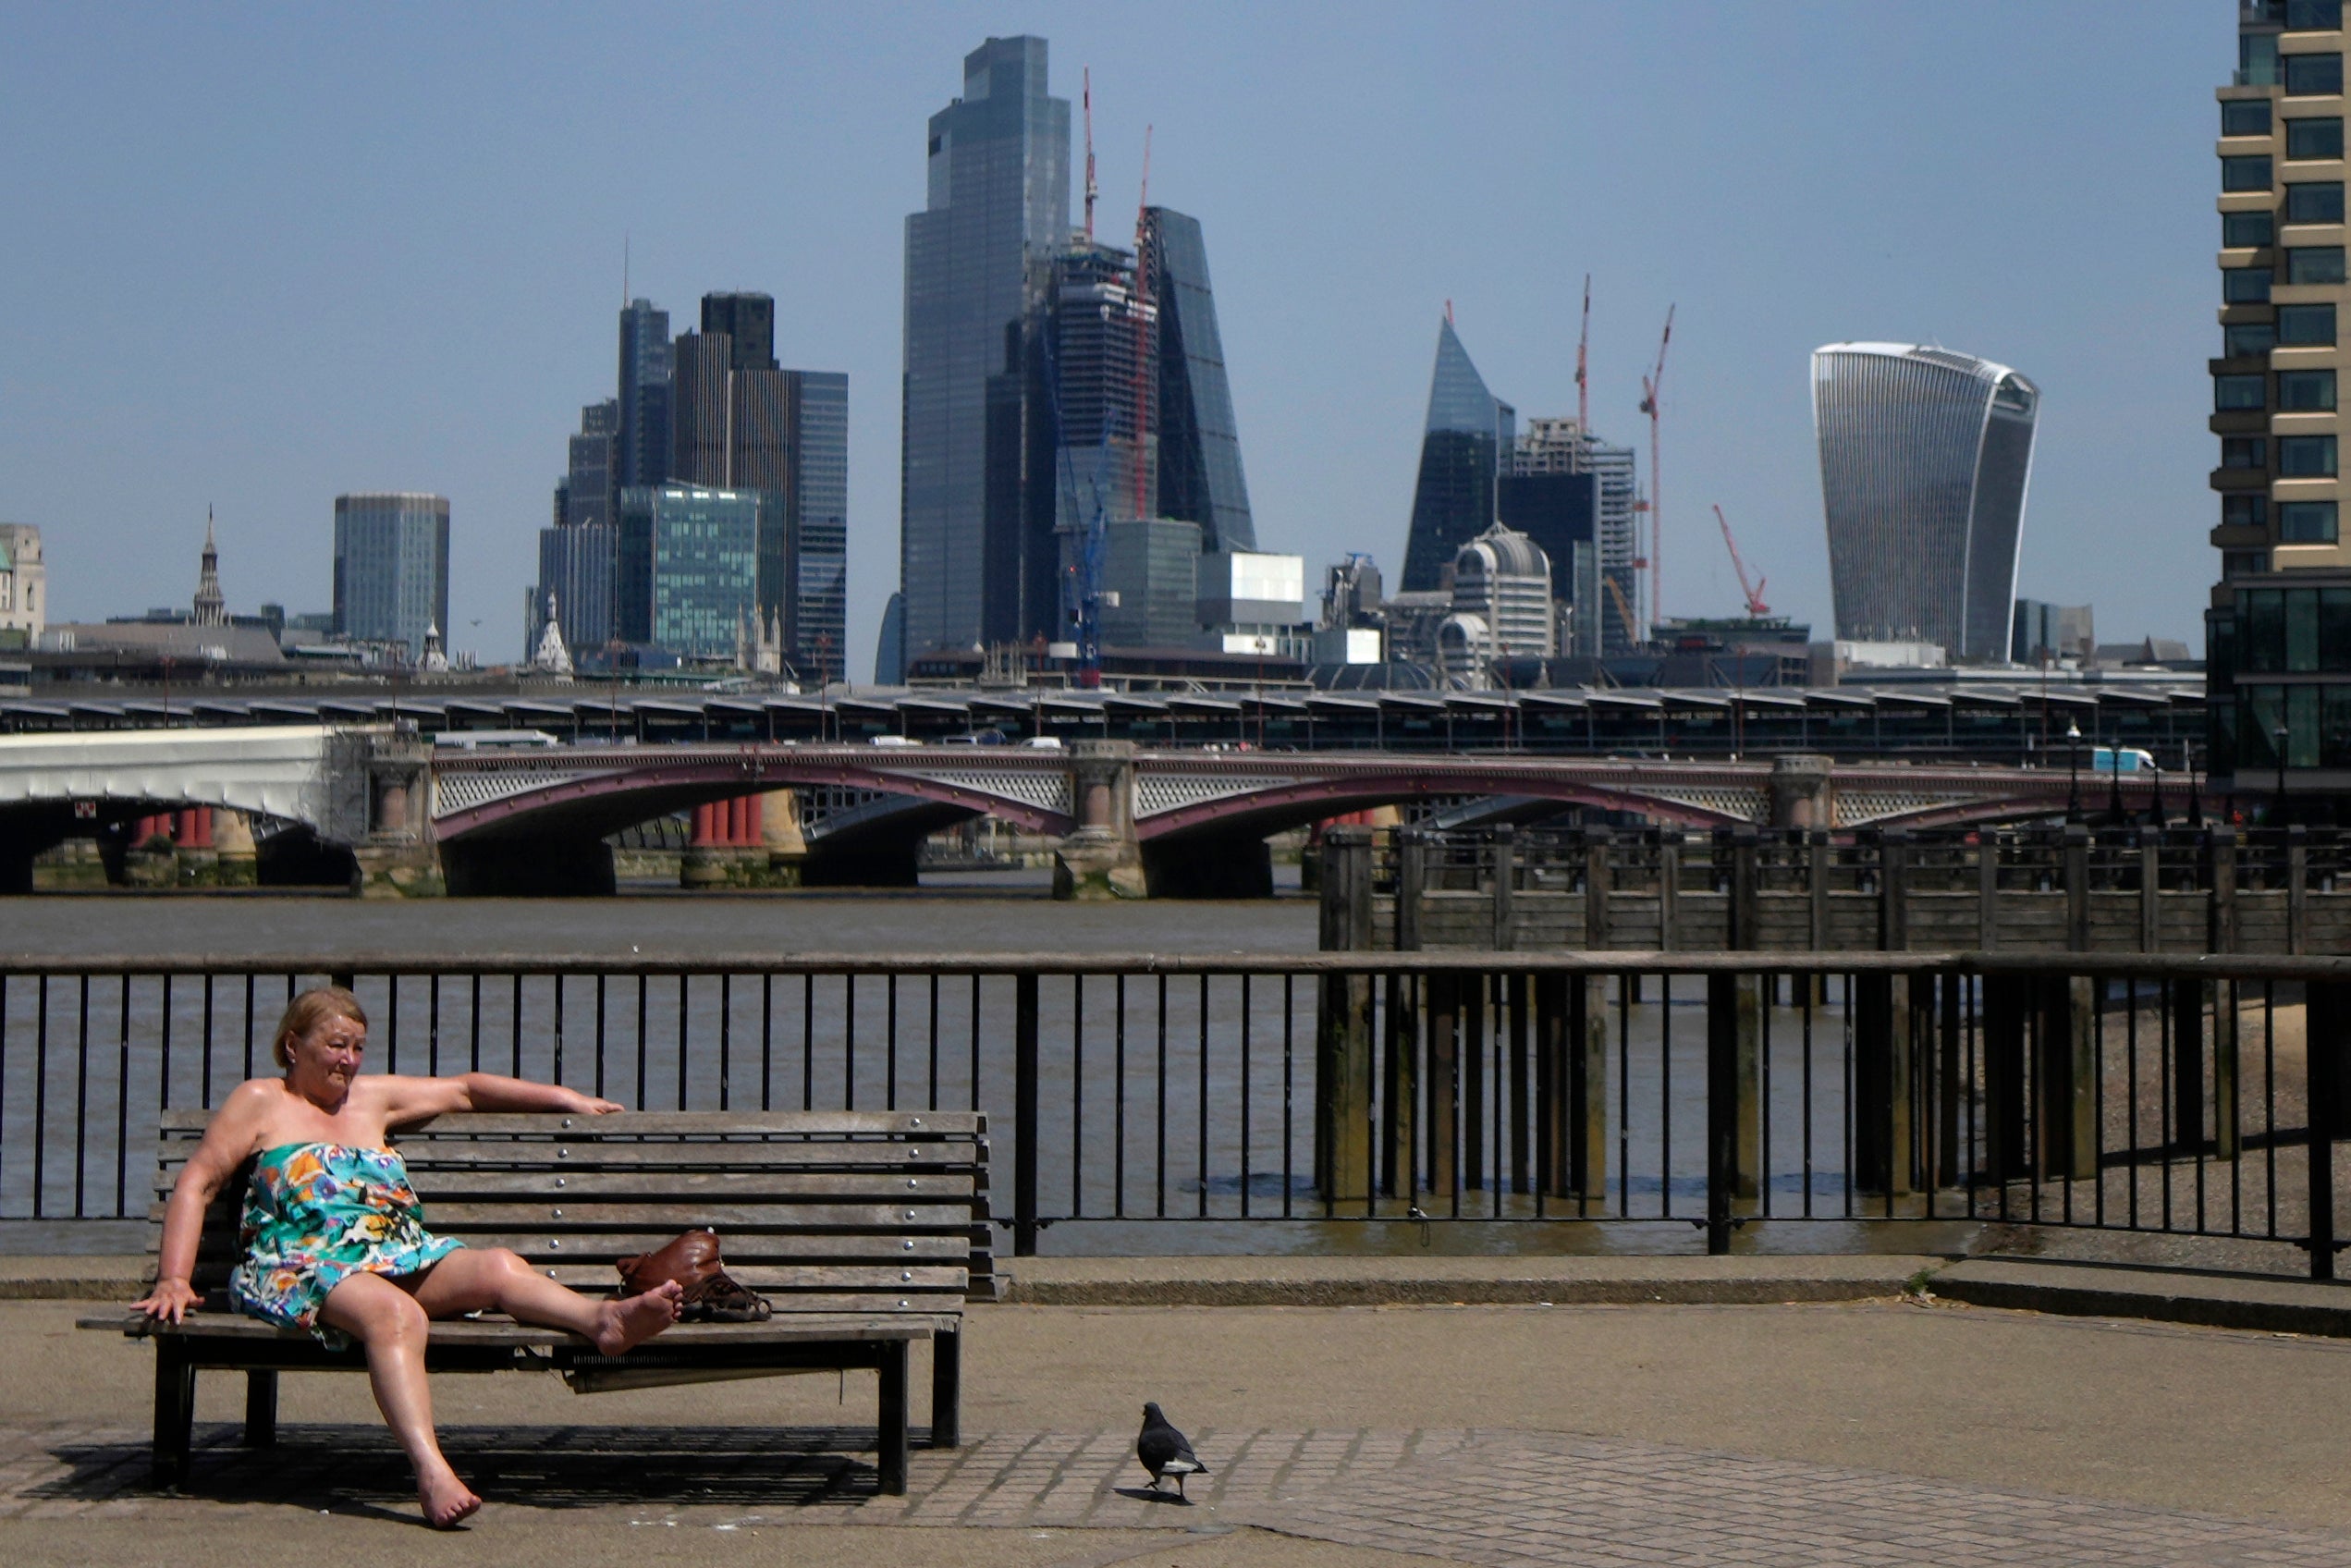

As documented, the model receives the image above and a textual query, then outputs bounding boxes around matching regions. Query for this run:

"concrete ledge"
[0,1256,148,1301]
[1932,1256,2351,1336]
[997,1255,1940,1307]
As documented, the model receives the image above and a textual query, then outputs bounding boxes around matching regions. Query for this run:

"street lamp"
[2272,721,2291,829]
[2065,720,2082,823]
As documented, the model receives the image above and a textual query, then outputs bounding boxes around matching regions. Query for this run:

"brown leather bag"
[615,1228,772,1322]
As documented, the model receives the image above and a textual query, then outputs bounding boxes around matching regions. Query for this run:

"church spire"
[191,506,227,627]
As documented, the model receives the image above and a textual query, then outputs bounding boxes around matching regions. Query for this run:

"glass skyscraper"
[1811,343,2039,661]
[1402,317,1515,593]
[900,36,1071,669]
[618,299,672,492]
[789,370,849,682]
[618,484,760,659]
[1145,206,1255,555]
[333,493,448,661]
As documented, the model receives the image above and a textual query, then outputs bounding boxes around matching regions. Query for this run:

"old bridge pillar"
[350,729,444,898]
[1767,753,1835,830]
[1053,740,1147,900]
[681,790,802,889]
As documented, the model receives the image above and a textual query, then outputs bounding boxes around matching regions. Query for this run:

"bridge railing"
[5,949,2351,1275]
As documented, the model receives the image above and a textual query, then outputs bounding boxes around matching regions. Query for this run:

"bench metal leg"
[929,1329,961,1449]
[243,1370,278,1448]
[152,1341,195,1489]
[876,1342,909,1496]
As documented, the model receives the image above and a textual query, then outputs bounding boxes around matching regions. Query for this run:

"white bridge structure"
[0,729,2196,898]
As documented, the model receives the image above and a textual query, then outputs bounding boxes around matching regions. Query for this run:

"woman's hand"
[132,1277,201,1325]
[568,1090,625,1115]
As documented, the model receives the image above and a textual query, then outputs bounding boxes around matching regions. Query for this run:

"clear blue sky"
[0,1,2227,670]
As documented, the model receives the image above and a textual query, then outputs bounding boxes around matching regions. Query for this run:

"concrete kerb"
[22,1251,2351,1337]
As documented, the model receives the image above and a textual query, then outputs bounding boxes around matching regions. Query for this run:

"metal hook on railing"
[1407,1204,1432,1248]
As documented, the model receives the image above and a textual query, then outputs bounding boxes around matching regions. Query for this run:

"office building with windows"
[618,299,672,492]
[531,522,617,659]
[789,370,849,682]
[1401,317,1515,593]
[1811,343,2039,662]
[2210,0,2351,808]
[617,484,760,660]
[1144,206,1255,555]
[0,523,44,645]
[900,35,1071,667]
[333,493,448,662]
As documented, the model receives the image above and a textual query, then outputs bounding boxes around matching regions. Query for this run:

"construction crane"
[1082,69,1097,240]
[1635,305,1674,629]
[1603,573,1643,648]
[1129,126,1154,524]
[1711,504,1770,618]
[1573,274,1590,435]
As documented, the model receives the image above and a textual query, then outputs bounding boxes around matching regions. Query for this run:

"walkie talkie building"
[1812,343,2039,662]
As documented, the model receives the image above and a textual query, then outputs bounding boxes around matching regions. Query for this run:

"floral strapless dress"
[228,1142,463,1348]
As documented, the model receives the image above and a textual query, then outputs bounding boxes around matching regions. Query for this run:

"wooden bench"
[82,1109,997,1496]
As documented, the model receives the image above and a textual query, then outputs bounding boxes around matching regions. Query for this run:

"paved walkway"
[6,1415,2351,1565]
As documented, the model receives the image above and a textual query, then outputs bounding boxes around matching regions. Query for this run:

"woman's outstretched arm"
[376,1072,623,1126]
[132,1080,273,1322]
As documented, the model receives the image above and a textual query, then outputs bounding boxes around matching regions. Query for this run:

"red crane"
[1635,305,1674,628]
[1712,504,1770,618]
[1130,126,1155,523]
[1573,274,1590,435]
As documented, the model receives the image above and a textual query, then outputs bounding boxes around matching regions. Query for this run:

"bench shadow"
[41,1423,905,1512]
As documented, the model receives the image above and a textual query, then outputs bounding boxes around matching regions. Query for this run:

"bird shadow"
[1114,1486,1193,1506]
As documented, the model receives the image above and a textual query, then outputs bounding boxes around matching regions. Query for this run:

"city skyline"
[0,4,2229,671]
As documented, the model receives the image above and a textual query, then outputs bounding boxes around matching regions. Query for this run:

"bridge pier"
[1053,741,1146,900]
[1767,754,1835,829]
[352,732,444,898]
[681,790,802,889]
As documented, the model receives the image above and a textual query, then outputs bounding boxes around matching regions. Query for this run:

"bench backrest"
[156,1109,998,1316]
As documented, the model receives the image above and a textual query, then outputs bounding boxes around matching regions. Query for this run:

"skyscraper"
[900,36,1071,662]
[788,370,849,682]
[2209,2,2351,809]
[1145,206,1255,555]
[333,493,449,661]
[1401,317,1515,593]
[672,292,792,652]
[616,484,760,659]
[564,399,619,530]
[618,299,672,491]
[1811,343,2039,661]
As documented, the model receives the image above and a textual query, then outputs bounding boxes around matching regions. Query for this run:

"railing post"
[1507,971,1531,1194]
[1013,972,1039,1257]
[2216,978,2242,1159]
[1807,830,1830,953]
[2033,974,2097,1182]
[1853,972,1914,1196]
[1427,972,1460,1199]
[1725,827,1762,1201]
[1978,832,2000,951]
[1706,972,1741,1251]
[1536,971,1608,1204]
[2173,978,2207,1153]
[1656,834,1680,954]
[2306,981,2349,1280]
[1396,829,1426,954]
[2139,830,2161,953]
[1462,972,1487,1191]
[1316,829,1376,1207]
[1937,971,1963,1188]
[1982,974,2028,1182]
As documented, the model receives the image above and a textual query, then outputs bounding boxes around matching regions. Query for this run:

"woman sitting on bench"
[132,986,686,1528]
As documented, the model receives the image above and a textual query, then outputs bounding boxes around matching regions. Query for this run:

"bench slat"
[88,1310,954,1343]
[159,1109,986,1137]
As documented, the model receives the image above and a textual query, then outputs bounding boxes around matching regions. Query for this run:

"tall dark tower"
[1401,317,1515,593]
[618,299,672,489]
[899,36,1071,671]
[1145,206,1255,554]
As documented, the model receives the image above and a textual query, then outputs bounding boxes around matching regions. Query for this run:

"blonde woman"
[133,986,685,1527]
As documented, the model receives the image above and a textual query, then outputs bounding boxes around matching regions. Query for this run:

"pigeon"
[1136,1402,1206,1501]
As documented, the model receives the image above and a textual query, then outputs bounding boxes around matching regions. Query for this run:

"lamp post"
[2065,720,2082,824]
[2185,738,2202,828]
[2272,721,2290,829]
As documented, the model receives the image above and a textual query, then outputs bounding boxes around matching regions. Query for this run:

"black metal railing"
[4,951,2350,1275]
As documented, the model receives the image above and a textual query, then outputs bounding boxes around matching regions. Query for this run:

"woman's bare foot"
[419,1464,482,1529]
[592,1280,684,1354]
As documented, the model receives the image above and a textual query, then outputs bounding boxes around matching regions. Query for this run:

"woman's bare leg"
[406,1247,682,1354]
[318,1271,480,1528]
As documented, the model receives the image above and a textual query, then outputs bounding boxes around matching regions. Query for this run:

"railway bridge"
[0,728,2198,897]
